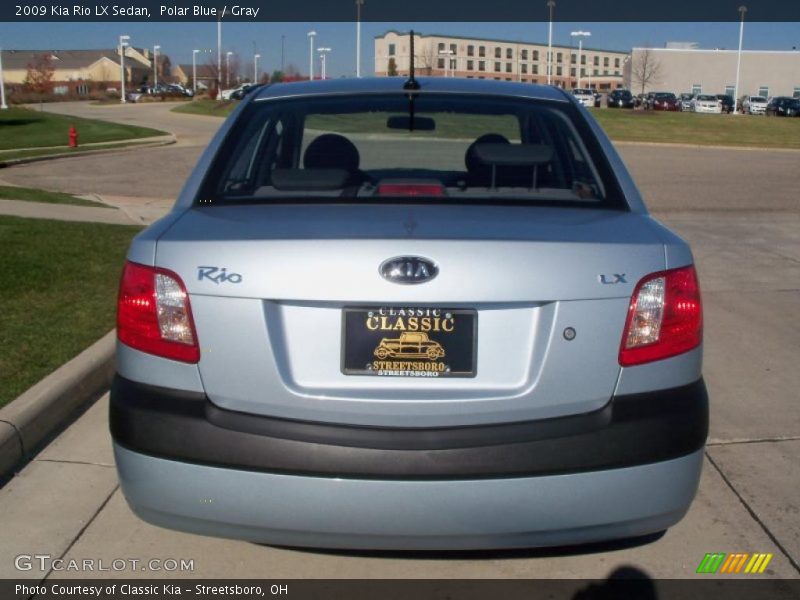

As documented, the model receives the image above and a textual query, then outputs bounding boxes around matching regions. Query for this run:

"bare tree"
[631,48,663,95]
[414,42,436,75]
[24,53,55,94]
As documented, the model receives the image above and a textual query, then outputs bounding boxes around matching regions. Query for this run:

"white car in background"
[679,93,695,111]
[691,94,722,114]
[571,88,595,108]
[741,95,768,115]
[220,84,247,101]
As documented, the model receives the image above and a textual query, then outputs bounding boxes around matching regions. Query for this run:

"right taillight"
[117,261,200,363]
[619,265,702,367]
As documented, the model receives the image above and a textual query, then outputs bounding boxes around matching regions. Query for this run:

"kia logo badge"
[379,256,438,285]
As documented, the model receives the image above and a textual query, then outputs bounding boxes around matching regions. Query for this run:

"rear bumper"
[110,375,708,479]
[115,444,703,550]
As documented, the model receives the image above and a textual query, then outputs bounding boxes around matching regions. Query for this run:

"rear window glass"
[197,93,624,208]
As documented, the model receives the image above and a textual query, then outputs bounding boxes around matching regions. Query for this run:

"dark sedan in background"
[715,95,734,114]
[766,96,800,117]
[608,89,635,108]
[651,92,681,112]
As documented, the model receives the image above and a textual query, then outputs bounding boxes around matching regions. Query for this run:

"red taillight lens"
[377,183,445,197]
[619,265,702,367]
[117,261,200,363]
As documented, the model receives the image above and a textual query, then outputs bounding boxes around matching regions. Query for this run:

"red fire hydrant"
[68,125,78,148]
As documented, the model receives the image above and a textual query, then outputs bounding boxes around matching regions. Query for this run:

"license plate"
[341,307,477,378]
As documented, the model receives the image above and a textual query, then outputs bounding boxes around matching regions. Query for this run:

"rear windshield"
[751,96,766,102]
[697,95,717,101]
[655,93,676,100]
[197,93,624,209]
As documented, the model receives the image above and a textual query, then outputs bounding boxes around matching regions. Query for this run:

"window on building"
[495,47,501,58]
[506,63,512,73]
[388,44,396,56]
[467,60,474,70]
[758,86,769,97]
[594,69,599,76]
[506,48,513,59]
[603,57,609,67]
[557,52,563,63]
[494,61,501,72]
[581,55,586,65]
[580,68,586,77]
[521,63,528,74]
[533,50,539,61]
[571,68,576,76]
[614,58,620,68]
[793,86,800,98]
[479,46,486,57]
[467,45,474,56]
[724,85,735,97]
[603,70,608,75]
[437,58,445,69]
[692,84,702,95]
[438,42,445,52]
[556,66,563,76]
[571,53,577,65]
[521,49,528,60]
[450,44,457,54]
[533,64,539,74]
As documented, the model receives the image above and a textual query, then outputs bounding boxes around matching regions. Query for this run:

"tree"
[271,70,284,83]
[24,53,55,94]
[631,48,663,95]
[387,57,398,76]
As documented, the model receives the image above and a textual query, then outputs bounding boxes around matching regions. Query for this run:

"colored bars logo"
[697,553,773,574]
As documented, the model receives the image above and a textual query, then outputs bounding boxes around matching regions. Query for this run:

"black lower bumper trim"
[110,376,708,479]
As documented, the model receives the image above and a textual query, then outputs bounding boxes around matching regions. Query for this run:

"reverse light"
[619,265,702,367]
[117,261,200,363]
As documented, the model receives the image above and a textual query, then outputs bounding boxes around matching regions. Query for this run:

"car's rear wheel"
[375,348,390,359]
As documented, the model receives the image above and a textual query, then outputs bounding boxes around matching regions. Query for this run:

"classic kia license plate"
[342,308,477,378]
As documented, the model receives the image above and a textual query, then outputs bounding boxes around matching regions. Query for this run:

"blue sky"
[0,21,798,78]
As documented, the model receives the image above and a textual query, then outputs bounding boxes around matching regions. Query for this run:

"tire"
[375,347,390,359]
[427,348,440,360]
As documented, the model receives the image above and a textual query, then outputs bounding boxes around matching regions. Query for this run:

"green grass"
[589,109,800,149]
[172,98,238,117]
[0,107,166,151]
[0,216,141,407]
[0,140,158,163]
[0,185,110,208]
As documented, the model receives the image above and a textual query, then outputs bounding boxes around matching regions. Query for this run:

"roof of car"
[254,77,572,103]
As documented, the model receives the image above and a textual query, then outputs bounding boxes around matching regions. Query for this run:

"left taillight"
[117,261,200,363]
[619,265,703,367]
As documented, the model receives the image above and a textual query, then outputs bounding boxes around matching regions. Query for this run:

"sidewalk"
[0,196,171,226]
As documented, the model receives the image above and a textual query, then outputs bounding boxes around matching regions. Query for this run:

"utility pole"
[547,0,555,85]
[119,35,130,103]
[733,5,747,115]
[356,0,364,77]
[0,48,8,109]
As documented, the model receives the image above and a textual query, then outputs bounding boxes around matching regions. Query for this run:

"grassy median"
[0,185,109,208]
[590,109,800,149]
[0,216,140,407]
[172,98,238,117]
[0,107,166,151]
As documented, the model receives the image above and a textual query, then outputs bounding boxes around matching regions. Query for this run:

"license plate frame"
[341,307,477,378]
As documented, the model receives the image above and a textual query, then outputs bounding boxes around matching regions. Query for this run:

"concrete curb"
[0,330,116,478]
[0,136,176,169]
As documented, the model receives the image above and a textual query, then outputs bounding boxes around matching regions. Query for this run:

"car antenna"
[403,30,420,131]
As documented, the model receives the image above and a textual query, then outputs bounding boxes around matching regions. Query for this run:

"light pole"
[547,0,555,85]
[317,47,331,79]
[226,51,233,87]
[0,49,8,110]
[192,49,199,93]
[733,5,747,115]
[281,35,285,72]
[153,44,160,89]
[356,0,364,77]
[570,31,590,89]
[254,53,261,83]
[439,50,454,77]
[308,31,317,80]
[119,35,130,103]
[217,14,222,95]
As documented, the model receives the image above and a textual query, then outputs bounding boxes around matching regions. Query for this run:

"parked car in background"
[634,92,647,108]
[220,83,251,101]
[679,93,695,112]
[715,95,734,114]
[608,89,635,108]
[741,95,768,115]
[691,94,722,114]
[571,88,595,108]
[651,92,680,112]
[166,83,194,97]
[230,84,257,100]
[111,76,707,551]
[593,92,602,108]
[790,99,800,116]
[765,96,798,117]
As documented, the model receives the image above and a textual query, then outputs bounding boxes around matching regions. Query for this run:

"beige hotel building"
[374,30,629,90]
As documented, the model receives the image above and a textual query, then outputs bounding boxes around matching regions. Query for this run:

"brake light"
[117,261,200,363]
[377,183,444,197]
[619,265,702,367]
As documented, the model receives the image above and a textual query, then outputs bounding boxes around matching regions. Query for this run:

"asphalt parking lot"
[0,102,798,582]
